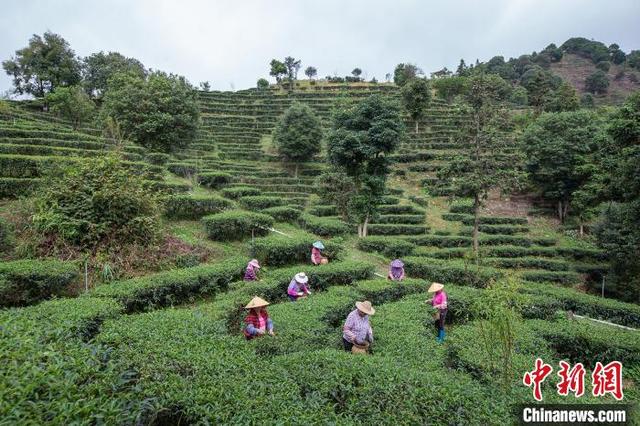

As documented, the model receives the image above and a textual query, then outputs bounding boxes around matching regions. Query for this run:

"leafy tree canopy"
[45,85,96,130]
[273,102,323,172]
[393,63,423,87]
[82,51,146,97]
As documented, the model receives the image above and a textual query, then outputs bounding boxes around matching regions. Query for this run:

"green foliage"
[298,213,350,237]
[561,37,611,64]
[393,63,423,86]
[198,171,232,188]
[261,206,301,223]
[82,51,146,97]
[164,195,233,219]
[239,195,285,210]
[581,93,595,108]
[304,66,317,79]
[366,224,429,236]
[221,186,261,199]
[251,235,343,266]
[2,31,82,97]
[0,259,78,307]
[401,78,431,131]
[520,65,554,110]
[484,257,570,271]
[403,257,503,288]
[596,61,611,72]
[269,59,287,83]
[32,155,161,250]
[628,50,640,70]
[91,257,246,312]
[144,152,170,166]
[100,71,200,152]
[272,102,323,167]
[543,82,579,112]
[257,78,270,90]
[585,70,609,94]
[201,210,274,241]
[45,85,96,129]
[521,270,582,285]
[432,76,469,103]
[509,86,528,106]
[0,216,15,255]
[356,236,415,258]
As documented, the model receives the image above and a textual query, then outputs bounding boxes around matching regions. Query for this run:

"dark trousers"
[434,309,447,332]
[342,337,354,351]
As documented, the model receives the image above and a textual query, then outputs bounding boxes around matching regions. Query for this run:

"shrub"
[164,195,233,219]
[375,214,424,224]
[379,204,425,215]
[0,216,14,255]
[32,156,161,250]
[442,213,527,225]
[357,236,416,258]
[239,195,285,210]
[308,205,337,217]
[413,247,468,259]
[0,260,79,307]
[403,257,503,288]
[521,270,582,285]
[484,257,570,271]
[201,210,274,241]
[0,177,40,198]
[167,162,198,177]
[261,206,301,223]
[145,152,171,165]
[221,186,261,199]
[251,235,343,266]
[91,257,246,312]
[298,214,350,237]
[585,70,609,94]
[449,199,474,214]
[198,172,232,189]
[407,235,472,247]
[366,224,429,236]
[595,61,611,72]
[459,225,529,235]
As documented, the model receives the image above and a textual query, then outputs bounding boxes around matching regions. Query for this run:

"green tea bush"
[0,177,40,198]
[522,271,582,285]
[442,213,527,225]
[201,210,274,241]
[449,199,474,214]
[404,257,503,288]
[239,195,285,210]
[164,195,233,219]
[459,224,530,235]
[484,257,570,271]
[413,247,468,259]
[298,214,350,236]
[91,257,246,312]
[261,206,301,223]
[375,214,424,224]
[264,261,374,292]
[379,204,425,215]
[0,216,14,255]
[356,236,416,258]
[198,172,232,189]
[167,162,198,177]
[308,205,337,217]
[145,152,171,165]
[406,235,472,247]
[367,224,429,236]
[0,259,79,307]
[251,235,343,266]
[221,186,261,199]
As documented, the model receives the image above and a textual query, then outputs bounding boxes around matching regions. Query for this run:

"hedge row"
[374,214,424,224]
[458,224,530,235]
[366,224,429,236]
[483,257,570,271]
[239,195,285,210]
[308,205,338,217]
[251,235,343,267]
[164,195,233,219]
[90,257,246,312]
[378,204,425,215]
[0,259,79,307]
[198,172,232,189]
[442,212,527,225]
[258,206,298,223]
[403,257,503,288]
[221,186,261,199]
[202,210,274,241]
[412,247,469,259]
[356,236,416,258]
[144,152,171,165]
[298,214,350,237]
[449,199,474,214]
[521,271,582,285]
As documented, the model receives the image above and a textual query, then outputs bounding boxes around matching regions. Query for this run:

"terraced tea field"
[0,86,638,424]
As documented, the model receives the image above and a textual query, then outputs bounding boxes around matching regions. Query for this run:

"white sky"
[1,0,639,93]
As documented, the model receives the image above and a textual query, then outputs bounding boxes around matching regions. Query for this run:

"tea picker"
[342,300,375,354]
[426,282,448,343]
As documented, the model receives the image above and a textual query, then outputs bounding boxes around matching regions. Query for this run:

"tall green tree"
[82,51,145,97]
[543,81,580,112]
[327,95,405,237]
[45,85,96,130]
[101,71,200,152]
[432,76,469,103]
[272,103,323,177]
[2,31,82,97]
[283,56,301,84]
[439,74,522,256]
[401,78,431,132]
[585,70,610,94]
[269,59,287,83]
[520,66,552,112]
[304,66,317,79]
[393,63,423,87]
[522,110,603,224]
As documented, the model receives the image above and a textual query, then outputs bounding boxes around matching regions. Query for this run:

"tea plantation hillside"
[0,84,638,424]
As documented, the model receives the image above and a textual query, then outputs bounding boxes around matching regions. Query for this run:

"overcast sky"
[1,0,639,94]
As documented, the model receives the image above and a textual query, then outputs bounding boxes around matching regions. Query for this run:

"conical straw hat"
[428,282,444,293]
[245,296,270,309]
[355,300,375,315]
[249,259,261,268]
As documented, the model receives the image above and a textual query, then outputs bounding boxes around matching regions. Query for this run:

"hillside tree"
[393,63,423,87]
[432,76,469,103]
[327,95,405,237]
[101,71,200,152]
[401,77,431,132]
[544,82,579,112]
[304,66,317,79]
[438,74,523,256]
[2,31,82,97]
[272,103,323,177]
[269,59,287,83]
[45,85,96,130]
[82,51,146,97]
[283,56,301,83]
[585,70,609,94]
[257,78,270,90]
[199,81,211,92]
